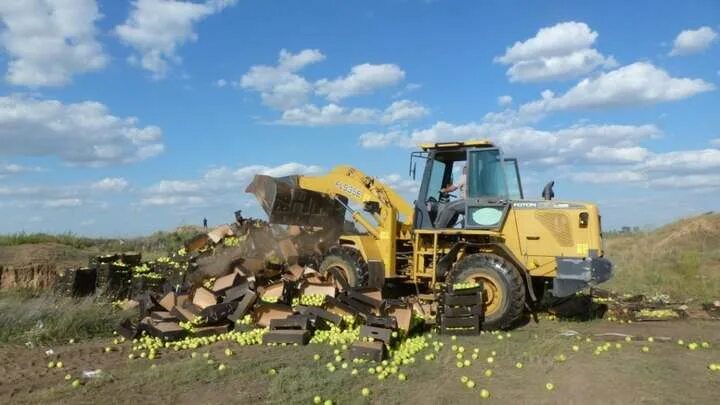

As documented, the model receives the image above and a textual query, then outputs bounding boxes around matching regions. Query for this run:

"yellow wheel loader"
[247,140,612,329]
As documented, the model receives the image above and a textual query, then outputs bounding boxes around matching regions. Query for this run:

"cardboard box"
[227,291,257,322]
[260,281,285,301]
[199,301,238,324]
[253,303,294,328]
[150,311,179,322]
[207,224,233,244]
[212,271,242,294]
[359,325,393,344]
[223,284,249,303]
[193,287,217,309]
[159,292,176,312]
[284,264,305,282]
[299,281,336,298]
[387,306,412,332]
[146,321,187,340]
[263,329,310,345]
[193,323,231,337]
[350,341,386,362]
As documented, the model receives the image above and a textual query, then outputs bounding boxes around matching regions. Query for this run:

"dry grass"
[604,212,720,301]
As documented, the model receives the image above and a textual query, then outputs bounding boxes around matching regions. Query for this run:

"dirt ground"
[2,318,718,405]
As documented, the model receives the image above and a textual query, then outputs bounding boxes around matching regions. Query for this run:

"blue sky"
[0,0,718,236]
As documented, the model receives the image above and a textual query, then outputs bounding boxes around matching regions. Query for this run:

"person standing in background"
[203,217,208,229]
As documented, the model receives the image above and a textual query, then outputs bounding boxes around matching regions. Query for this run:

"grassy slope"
[603,212,720,301]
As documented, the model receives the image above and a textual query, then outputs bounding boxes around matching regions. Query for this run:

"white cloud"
[140,195,206,207]
[498,95,513,107]
[379,173,419,194]
[669,26,718,56]
[711,138,720,147]
[280,99,428,127]
[142,162,322,206]
[0,95,164,166]
[279,104,378,126]
[585,146,650,163]
[649,174,720,189]
[521,62,714,112]
[214,79,227,87]
[0,163,41,177]
[639,149,720,172]
[0,0,107,86]
[315,63,405,101]
[115,0,237,77]
[494,21,616,82]
[359,131,413,148]
[570,170,647,184]
[240,49,325,110]
[358,121,661,166]
[92,177,129,192]
[381,100,428,124]
[44,198,83,208]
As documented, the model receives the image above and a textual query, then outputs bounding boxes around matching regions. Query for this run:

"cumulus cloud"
[279,104,378,126]
[315,63,405,101]
[142,162,322,206]
[0,0,107,86]
[520,62,714,113]
[584,146,650,164]
[380,100,429,124]
[358,121,661,166]
[669,26,718,56]
[0,95,164,166]
[494,21,616,82]
[115,0,237,77]
[240,49,325,110]
[281,99,427,127]
[91,177,129,192]
[639,149,720,172]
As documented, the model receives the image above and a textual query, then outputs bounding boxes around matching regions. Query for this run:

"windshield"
[467,149,508,199]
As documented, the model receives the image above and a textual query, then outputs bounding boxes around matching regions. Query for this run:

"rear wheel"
[449,253,526,330]
[319,246,368,290]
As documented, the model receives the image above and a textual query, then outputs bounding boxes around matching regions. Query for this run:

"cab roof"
[419,140,494,151]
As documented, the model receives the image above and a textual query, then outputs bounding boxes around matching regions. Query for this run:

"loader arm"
[246,165,415,278]
[247,165,413,236]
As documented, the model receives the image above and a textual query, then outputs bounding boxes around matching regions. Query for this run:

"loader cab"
[411,141,523,230]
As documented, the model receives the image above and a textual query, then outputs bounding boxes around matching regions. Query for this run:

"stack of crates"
[437,282,484,335]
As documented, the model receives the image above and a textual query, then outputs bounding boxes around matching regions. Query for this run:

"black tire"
[319,246,368,289]
[449,253,526,330]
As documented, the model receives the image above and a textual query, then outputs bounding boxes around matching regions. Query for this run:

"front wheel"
[449,253,526,330]
[318,246,368,290]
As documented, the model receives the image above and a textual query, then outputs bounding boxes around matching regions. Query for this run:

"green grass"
[0,290,131,346]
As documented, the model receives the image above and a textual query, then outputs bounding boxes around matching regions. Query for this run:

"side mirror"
[411,162,417,180]
[542,181,555,200]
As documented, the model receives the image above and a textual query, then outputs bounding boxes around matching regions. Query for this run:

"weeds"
[0,291,130,346]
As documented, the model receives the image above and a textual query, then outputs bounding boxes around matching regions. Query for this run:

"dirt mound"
[653,212,720,250]
[0,243,93,289]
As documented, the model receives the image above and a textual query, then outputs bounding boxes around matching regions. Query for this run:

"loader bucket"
[246,174,346,228]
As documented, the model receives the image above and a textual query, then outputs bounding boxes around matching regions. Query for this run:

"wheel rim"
[464,274,503,317]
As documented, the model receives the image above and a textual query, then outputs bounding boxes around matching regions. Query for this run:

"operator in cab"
[436,165,467,228]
